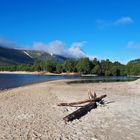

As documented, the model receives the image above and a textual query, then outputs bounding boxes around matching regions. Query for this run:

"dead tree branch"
[58,95,106,107]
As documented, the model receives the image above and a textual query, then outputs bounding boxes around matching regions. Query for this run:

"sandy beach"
[0,79,140,140]
[0,71,56,75]
[0,71,80,76]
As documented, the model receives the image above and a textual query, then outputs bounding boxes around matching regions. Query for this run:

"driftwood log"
[58,95,106,107]
[58,92,107,122]
[63,101,97,122]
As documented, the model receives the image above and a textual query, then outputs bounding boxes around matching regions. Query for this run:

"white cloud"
[114,17,133,25]
[69,41,86,58]
[128,41,140,49]
[97,16,134,28]
[33,40,87,58]
[71,41,86,48]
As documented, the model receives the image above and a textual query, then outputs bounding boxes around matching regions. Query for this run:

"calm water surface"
[0,73,137,90]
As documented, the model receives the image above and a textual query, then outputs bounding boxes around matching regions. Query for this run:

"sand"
[0,71,80,76]
[0,79,140,140]
[0,71,40,75]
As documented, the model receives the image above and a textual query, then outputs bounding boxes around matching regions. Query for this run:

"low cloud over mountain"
[33,40,86,58]
[0,38,96,61]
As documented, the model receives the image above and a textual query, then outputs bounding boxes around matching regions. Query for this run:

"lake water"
[0,73,138,90]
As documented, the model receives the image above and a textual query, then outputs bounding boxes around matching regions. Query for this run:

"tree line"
[0,58,140,76]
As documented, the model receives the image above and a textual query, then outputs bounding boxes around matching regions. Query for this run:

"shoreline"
[0,71,59,75]
[0,71,81,76]
[0,71,140,77]
[0,79,70,92]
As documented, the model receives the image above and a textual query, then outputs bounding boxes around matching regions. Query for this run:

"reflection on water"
[0,74,137,90]
[0,74,79,90]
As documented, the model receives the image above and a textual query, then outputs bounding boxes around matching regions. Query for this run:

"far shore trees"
[0,58,139,76]
[76,58,92,74]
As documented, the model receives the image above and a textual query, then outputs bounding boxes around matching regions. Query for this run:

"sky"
[0,0,140,63]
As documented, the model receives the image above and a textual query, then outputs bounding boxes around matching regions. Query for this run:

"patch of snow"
[23,51,33,58]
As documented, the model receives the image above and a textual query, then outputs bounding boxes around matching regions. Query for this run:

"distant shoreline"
[0,71,81,76]
[0,71,41,75]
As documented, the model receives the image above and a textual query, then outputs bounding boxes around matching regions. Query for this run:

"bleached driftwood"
[88,90,96,99]
[57,95,106,107]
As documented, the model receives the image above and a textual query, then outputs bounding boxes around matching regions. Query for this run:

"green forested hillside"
[127,59,140,75]
[127,59,140,64]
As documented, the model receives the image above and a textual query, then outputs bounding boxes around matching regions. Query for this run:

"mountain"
[0,46,67,66]
[0,46,34,66]
[26,50,67,63]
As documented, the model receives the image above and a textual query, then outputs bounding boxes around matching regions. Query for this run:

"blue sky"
[0,0,140,63]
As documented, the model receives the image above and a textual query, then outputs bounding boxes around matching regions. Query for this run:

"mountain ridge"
[0,46,68,66]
